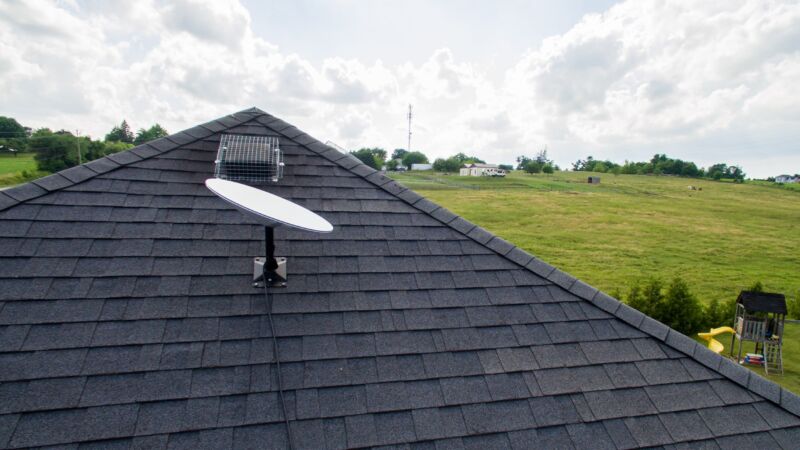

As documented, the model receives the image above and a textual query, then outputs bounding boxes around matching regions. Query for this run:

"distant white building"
[411,163,433,171]
[775,174,799,183]
[459,163,506,177]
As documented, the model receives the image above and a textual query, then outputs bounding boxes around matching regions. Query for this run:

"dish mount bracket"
[253,226,287,288]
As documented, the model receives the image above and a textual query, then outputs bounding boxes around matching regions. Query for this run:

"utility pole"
[407,104,413,152]
[75,130,82,165]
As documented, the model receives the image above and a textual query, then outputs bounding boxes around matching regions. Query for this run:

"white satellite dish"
[205,178,333,287]
[205,178,333,233]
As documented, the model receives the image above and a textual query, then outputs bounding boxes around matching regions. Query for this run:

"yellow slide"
[698,326,736,354]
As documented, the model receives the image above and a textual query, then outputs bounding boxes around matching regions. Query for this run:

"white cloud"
[0,0,797,177]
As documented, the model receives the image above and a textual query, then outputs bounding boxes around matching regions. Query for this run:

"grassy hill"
[391,170,800,392]
[391,170,799,306]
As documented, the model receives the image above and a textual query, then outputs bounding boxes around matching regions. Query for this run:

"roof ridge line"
[260,113,800,418]
[0,107,265,213]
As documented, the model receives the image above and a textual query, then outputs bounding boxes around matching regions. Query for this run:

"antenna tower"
[407,104,413,152]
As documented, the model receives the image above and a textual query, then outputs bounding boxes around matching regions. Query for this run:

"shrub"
[523,160,542,174]
[542,164,554,174]
[656,278,705,335]
[704,297,736,328]
[747,281,764,292]
[624,277,705,335]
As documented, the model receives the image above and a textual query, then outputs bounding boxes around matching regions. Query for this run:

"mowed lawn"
[0,153,41,187]
[0,152,37,175]
[392,170,800,307]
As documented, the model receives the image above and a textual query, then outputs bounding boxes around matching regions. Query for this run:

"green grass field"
[392,170,799,305]
[0,152,37,175]
[0,153,45,187]
[392,170,800,392]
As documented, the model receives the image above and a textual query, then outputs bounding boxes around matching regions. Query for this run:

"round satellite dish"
[205,178,333,233]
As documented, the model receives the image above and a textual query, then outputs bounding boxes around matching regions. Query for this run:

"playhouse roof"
[737,291,788,315]
[0,108,799,448]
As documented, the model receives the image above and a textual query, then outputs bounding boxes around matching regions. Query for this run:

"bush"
[623,277,705,335]
[542,164,554,174]
[657,278,705,334]
[703,297,736,328]
[523,160,542,174]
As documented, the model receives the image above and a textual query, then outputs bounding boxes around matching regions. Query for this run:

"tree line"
[573,153,745,181]
[350,148,428,171]
[0,116,168,173]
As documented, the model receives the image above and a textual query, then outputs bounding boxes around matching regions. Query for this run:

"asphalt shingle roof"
[1,107,799,449]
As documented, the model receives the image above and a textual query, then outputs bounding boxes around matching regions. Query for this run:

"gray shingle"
[584,388,657,420]
[535,365,613,395]
[528,394,580,427]
[374,411,416,445]
[752,401,800,429]
[698,404,770,436]
[567,422,616,450]
[461,399,535,434]
[485,373,531,400]
[440,376,492,405]
[747,372,781,403]
[80,373,143,406]
[3,182,47,202]
[414,407,468,441]
[318,385,367,417]
[624,415,672,447]
[10,404,139,448]
[646,381,724,412]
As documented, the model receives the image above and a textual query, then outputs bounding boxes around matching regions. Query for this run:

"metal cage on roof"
[214,134,284,183]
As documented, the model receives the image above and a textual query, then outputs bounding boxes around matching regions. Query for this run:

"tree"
[105,120,134,143]
[401,151,428,168]
[655,278,704,335]
[31,128,133,173]
[516,155,531,170]
[626,283,647,315]
[0,116,29,155]
[350,147,386,170]
[535,146,551,164]
[386,159,399,171]
[499,164,514,171]
[542,164,554,174]
[133,124,169,145]
[626,277,705,335]
[391,148,408,161]
[748,281,764,293]
[30,129,79,172]
[433,157,462,173]
[452,153,485,164]
[523,160,542,174]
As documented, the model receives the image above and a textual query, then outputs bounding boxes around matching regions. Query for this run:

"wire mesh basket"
[214,134,284,183]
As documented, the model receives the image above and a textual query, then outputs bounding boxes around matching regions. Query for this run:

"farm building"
[459,163,506,177]
[588,176,601,184]
[410,163,433,171]
[0,108,799,448]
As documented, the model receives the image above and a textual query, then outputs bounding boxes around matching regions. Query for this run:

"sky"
[1,0,798,178]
